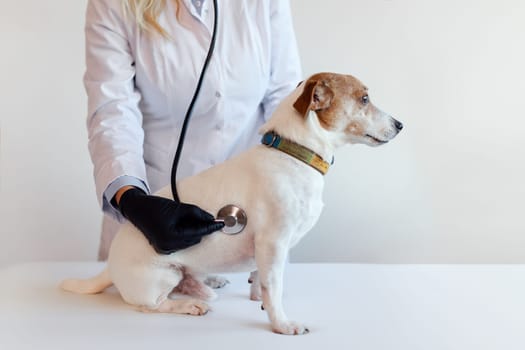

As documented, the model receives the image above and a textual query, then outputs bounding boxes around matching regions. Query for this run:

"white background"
[1,0,524,267]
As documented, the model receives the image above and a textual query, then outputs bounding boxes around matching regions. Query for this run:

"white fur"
[61,72,402,335]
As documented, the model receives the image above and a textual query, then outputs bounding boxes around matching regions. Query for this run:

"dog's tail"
[60,267,113,294]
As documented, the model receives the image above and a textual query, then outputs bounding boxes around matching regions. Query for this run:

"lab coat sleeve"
[261,0,303,121]
[84,0,150,221]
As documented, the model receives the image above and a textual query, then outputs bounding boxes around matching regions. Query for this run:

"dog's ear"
[293,80,334,117]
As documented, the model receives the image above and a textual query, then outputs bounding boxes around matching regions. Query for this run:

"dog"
[61,72,403,335]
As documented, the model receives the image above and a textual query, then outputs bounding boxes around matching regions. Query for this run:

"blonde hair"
[123,0,180,37]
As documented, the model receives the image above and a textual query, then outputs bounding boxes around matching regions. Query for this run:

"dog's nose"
[394,119,404,131]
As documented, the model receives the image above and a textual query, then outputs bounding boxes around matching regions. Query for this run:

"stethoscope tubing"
[170,0,219,202]
[168,1,247,235]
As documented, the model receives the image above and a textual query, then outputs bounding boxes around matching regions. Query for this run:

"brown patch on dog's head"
[291,72,402,147]
[293,73,369,130]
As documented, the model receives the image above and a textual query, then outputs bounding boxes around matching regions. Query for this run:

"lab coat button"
[215,91,221,98]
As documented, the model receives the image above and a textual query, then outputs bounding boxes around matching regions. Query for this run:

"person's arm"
[84,0,224,253]
[114,186,135,206]
[84,0,149,220]
[261,0,303,121]
[112,186,224,254]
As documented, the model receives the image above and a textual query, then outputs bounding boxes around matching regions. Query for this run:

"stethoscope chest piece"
[215,204,247,235]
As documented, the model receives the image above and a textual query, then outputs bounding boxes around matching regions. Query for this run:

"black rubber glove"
[118,188,225,254]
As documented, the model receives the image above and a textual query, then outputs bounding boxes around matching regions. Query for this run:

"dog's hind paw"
[150,299,210,316]
[272,321,310,335]
[204,275,230,289]
[184,300,210,316]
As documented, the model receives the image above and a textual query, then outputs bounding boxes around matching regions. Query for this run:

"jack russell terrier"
[61,72,403,335]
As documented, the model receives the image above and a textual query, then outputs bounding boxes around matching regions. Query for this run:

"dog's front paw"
[248,271,261,301]
[272,321,310,335]
[250,283,262,301]
[204,275,230,289]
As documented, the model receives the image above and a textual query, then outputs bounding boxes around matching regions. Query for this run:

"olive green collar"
[261,131,333,175]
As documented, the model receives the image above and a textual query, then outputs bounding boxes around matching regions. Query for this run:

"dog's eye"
[361,95,369,105]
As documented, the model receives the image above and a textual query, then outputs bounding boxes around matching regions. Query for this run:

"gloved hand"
[117,188,225,254]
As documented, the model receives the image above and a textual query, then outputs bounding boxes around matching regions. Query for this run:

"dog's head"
[293,73,403,147]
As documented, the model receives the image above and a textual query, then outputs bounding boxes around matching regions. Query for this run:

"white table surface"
[0,262,524,350]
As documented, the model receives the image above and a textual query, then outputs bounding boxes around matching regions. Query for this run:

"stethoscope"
[170,0,247,235]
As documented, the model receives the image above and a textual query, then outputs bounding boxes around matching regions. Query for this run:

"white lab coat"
[84,0,302,259]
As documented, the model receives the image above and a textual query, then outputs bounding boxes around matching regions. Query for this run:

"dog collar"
[261,131,334,175]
